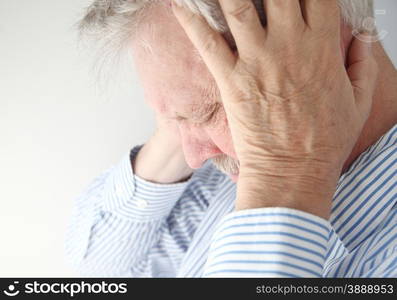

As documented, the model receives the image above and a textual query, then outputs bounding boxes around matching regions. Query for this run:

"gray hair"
[79,0,374,90]
[80,0,374,43]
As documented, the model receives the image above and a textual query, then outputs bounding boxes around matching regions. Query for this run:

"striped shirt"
[65,123,397,277]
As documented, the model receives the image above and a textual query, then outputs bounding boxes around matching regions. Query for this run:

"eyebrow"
[171,83,221,122]
[173,101,219,123]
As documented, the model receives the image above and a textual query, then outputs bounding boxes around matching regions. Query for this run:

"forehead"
[131,3,220,116]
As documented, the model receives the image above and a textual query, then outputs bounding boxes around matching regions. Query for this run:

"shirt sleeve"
[65,145,193,277]
[203,207,332,278]
[102,146,192,221]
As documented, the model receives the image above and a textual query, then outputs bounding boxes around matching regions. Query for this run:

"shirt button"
[136,199,148,209]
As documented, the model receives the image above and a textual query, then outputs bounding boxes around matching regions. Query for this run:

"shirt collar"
[330,124,397,251]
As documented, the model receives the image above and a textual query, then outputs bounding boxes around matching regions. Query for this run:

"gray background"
[0,0,396,276]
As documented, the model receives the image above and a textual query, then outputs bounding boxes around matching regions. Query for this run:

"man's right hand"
[132,113,193,184]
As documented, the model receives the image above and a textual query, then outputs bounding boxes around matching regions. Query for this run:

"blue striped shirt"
[65,123,397,277]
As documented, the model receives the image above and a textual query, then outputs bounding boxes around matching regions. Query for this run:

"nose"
[178,123,222,169]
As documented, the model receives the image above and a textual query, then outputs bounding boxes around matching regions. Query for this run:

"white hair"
[80,0,374,43]
[78,0,374,92]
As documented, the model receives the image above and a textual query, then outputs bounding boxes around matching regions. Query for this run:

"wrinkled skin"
[131,2,354,182]
[132,1,378,219]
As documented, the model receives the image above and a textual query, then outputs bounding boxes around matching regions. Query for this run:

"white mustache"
[211,155,240,175]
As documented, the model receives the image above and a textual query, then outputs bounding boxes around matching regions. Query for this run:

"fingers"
[346,35,378,119]
[302,0,340,31]
[172,1,236,82]
[264,0,305,31]
[218,0,266,59]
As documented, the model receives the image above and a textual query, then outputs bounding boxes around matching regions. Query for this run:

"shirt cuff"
[203,207,331,277]
[102,145,191,221]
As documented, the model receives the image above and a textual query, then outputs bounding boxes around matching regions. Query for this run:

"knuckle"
[182,11,197,27]
[202,32,219,53]
[226,1,255,23]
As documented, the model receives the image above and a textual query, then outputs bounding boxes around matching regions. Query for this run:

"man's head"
[80,0,374,179]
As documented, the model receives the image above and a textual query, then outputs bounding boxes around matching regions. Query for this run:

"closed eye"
[170,102,221,125]
[201,102,220,124]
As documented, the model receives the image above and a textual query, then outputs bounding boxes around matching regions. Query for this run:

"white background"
[0,0,396,277]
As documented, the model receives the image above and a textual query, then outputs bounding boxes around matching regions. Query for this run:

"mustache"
[210,155,240,175]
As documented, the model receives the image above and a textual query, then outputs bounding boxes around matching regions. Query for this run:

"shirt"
[65,123,397,277]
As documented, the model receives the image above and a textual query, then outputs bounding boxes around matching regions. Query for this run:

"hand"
[173,0,378,219]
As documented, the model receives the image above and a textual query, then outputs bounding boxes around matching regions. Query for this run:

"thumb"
[346,33,378,120]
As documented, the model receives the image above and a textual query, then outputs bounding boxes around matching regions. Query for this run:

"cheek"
[205,109,237,159]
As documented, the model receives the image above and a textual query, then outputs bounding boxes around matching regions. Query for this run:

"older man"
[66,0,397,277]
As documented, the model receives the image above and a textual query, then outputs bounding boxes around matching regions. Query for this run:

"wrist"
[133,135,193,184]
[235,170,339,220]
